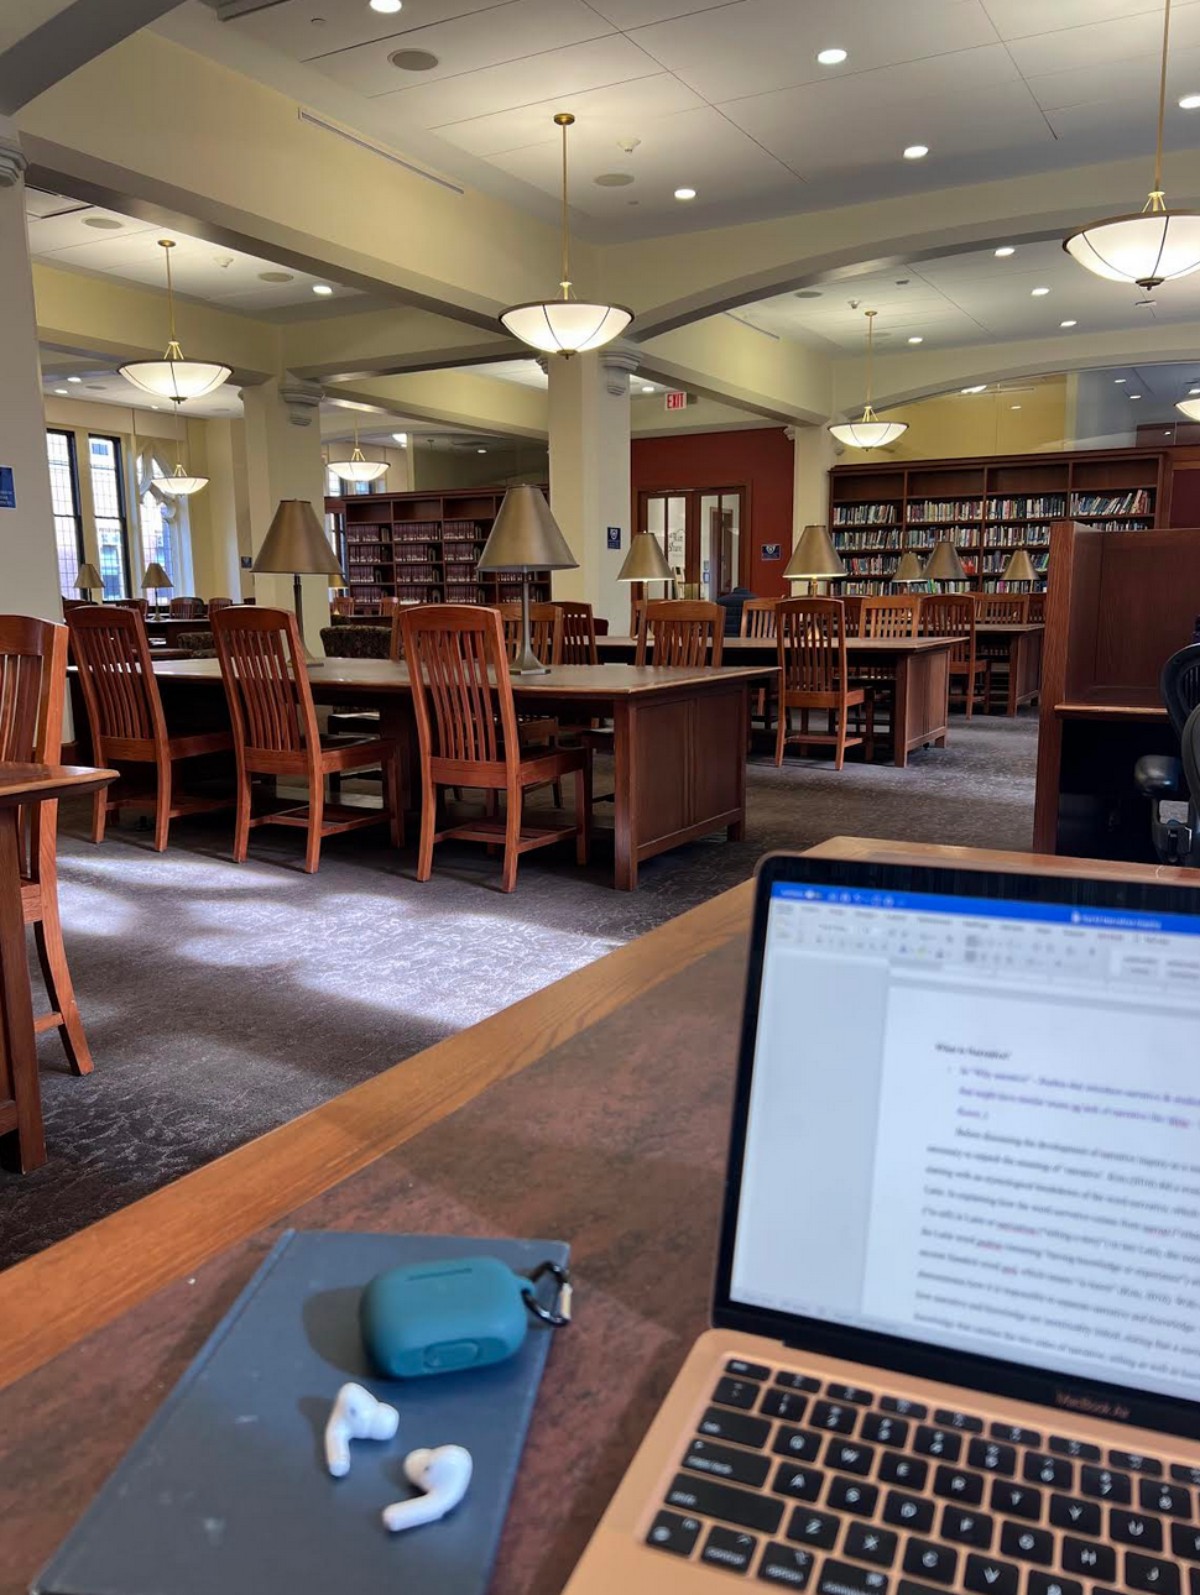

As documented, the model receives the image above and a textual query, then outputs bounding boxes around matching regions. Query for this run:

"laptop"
[566,851,1200,1595]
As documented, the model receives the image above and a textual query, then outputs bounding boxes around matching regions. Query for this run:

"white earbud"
[381,1445,473,1532]
[324,1382,400,1479]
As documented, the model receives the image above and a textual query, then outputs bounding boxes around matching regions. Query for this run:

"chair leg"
[775,707,787,767]
[416,777,437,882]
[91,790,107,845]
[33,892,94,1076]
[501,786,522,893]
[864,694,876,763]
[305,778,325,874]
[575,761,592,866]
[233,764,252,863]
[153,760,172,852]
[835,708,847,771]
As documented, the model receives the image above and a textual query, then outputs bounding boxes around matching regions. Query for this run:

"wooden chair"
[110,598,148,617]
[739,599,777,729]
[921,593,990,717]
[975,593,1028,623]
[210,607,401,874]
[498,600,563,668]
[1027,592,1046,623]
[169,597,204,619]
[401,605,591,893]
[1,616,94,1075]
[859,596,922,639]
[555,600,598,665]
[206,597,234,617]
[635,600,724,666]
[842,594,864,637]
[331,595,356,618]
[66,605,233,851]
[776,598,873,770]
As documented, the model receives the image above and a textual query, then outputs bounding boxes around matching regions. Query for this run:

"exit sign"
[665,390,687,411]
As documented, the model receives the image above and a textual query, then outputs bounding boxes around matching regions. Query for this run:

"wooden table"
[599,634,954,766]
[0,764,115,1173]
[1,836,1195,1594]
[973,621,1044,715]
[1034,691,1170,857]
[140,658,775,891]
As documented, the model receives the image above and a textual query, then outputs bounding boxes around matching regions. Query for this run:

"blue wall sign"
[606,526,622,550]
[761,543,782,560]
[0,467,15,509]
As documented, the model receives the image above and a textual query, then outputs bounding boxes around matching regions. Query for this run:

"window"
[46,430,84,598]
[88,436,131,600]
[139,456,175,589]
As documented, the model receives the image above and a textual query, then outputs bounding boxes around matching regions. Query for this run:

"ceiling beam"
[0,0,183,115]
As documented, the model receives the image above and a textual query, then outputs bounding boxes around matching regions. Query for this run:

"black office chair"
[1134,644,1200,864]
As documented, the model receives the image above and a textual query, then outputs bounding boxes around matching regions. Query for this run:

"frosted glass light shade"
[1064,210,1200,288]
[828,405,908,449]
[153,462,209,497]
[328,446,389,484]
[499,300,633,355]
[1177,398,1200,420]
[119,353,232,401]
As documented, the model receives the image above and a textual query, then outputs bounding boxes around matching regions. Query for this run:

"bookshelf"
[324,487,553,610]
[828,448,1165,595]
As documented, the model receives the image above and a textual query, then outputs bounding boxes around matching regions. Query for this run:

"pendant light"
[119,241,232,400]
[1065,0,1200,288]
[148,406,209,497]
[328,422,389,485]
[499,113,633,356]
[828,311,908,449]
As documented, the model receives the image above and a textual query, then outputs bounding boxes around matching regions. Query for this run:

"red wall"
[630,426,794,596]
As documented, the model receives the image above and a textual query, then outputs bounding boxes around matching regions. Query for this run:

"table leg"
[728,683,748,840]
[891,656,911,768]
[0,810,45,1172]
[612,700,636,891]
[1006,637,1020,717]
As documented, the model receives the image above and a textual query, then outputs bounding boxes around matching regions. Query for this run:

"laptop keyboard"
[646,1360,1200,1591]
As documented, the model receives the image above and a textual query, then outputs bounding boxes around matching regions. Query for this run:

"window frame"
[46,428,85,599]
[87,432,133,601]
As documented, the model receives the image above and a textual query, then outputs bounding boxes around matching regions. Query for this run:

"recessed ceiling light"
[312,284,334,296]
[961,384,986,394]
[390,48,439,70]
[54,387,68,395]
[674,187,697,201]
[1060,319,1077,328]
[641,384,654,393]
[907,335,924,344]
[1114,377,1127,383]
[1011,404,1022,410]
[793,289,822,299]
[994,246,1015,257]
[370,0,402,11]
[1130,393,1143,399]
[1180,93,1200,108]
[392,432,408,445]
[259,270,295,283]
[477,448,487,454]
[1031,286,1050,296]
[594,172,635,187]
[816,47,847,65]
[67,375,83,383]
[903,145,929,160]
[1189,387,1200,396]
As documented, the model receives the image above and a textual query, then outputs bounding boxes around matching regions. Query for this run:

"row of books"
[348,565,392,582]
[1072,490,1153,515]
[987,496,1067,519]
[907,499,984,522]
[980,525,1052,547]
[397,583,443,601]
[980,551,1050,574]
[831,530,905,550]
[345,542,391,559]
[446,582,488,601]
[832,503,899,525]
[1075,517,1154,533]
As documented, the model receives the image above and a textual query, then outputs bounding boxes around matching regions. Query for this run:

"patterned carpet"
[0,713,1038,1269]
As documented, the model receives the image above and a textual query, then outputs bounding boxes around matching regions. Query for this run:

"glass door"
[699,491,741,601]
[644,492,688,591]
[638,487,747,597]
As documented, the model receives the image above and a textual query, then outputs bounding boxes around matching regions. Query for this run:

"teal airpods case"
[360,1255,529,1378]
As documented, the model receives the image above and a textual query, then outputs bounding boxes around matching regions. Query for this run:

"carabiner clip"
[521,1260,572,1328]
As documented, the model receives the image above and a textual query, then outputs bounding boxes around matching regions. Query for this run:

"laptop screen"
[728,874,1200,1410]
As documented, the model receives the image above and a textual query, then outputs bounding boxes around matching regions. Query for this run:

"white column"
[239,376,330,648]
[0,123,61,622]
[788,423,837,545]
[547,348,635,627]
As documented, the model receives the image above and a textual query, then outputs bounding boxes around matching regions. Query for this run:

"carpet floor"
[0,712,1038,1269]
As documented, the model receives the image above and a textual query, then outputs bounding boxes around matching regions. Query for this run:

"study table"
[0,764,115,1174]
[599,634,955,766]
[79,658,774,892]
[2,836,1194,1595]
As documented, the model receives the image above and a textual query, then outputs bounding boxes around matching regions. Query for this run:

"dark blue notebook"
[34,1232,569,1595]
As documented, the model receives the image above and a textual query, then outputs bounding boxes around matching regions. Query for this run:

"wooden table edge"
[0,876,755,1390]
[806,834,1200,885]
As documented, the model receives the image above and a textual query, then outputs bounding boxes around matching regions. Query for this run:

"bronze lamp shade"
[478,486,578,675]
[616,532,673,584]
[893,550,926,585]
[74,562,103,600]
[1000,548,1039,585]
[924,539,969,583]
[142,561,173,614]
[783,524,847,593]
[253,499,342,653]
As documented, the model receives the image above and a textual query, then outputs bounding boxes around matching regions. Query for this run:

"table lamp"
[1000,548,1039,588]
[252,499,342,661]
[477,486,578,675]
[142,561,173,614]
[924,539,969,585]
[783,524,847,595]
[617,532,674,633]
[74,562,103,602]
[892,550,926,586]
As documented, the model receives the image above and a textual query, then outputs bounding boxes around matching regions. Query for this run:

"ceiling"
[735,236,1200,351]
[451,357,666,393]
[25,187,369,316]
[172,0,1200,239]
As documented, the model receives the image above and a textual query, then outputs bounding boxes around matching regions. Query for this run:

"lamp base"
[510,650,550,676]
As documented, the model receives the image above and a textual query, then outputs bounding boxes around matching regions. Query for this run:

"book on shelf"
[831,529,903,550]
[1070,489,1153,517]
[907,499,983,523]
[987,495,1066,520]
[981,524,1051,547]
[832,502,898,525]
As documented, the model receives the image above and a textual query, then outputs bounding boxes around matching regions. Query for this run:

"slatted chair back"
[401,604,518,775]
[206,597,234,617]
[920,593,977,666]
[860,595,922,639]
[111,598,149,617]
[66,605,166,751]
[379,596,402,618]
[1027,592,1046,623]
[170,597,204,619]
[0,616,67,876]
[777,598,845,696]
[498,600,562,667]
[636,599,724,667]
[975,593,1028,623]
[211,606,317,761]
[740,598,778,639]
[331,594,356,618]
[555,600,598,664]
